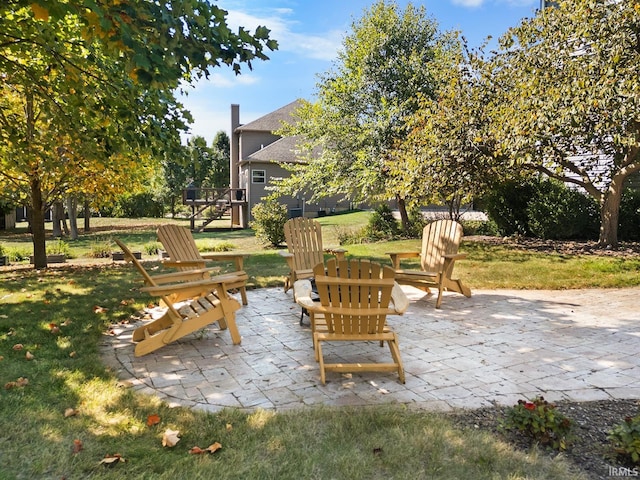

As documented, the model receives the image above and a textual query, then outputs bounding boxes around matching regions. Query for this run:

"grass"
[0,212,636,478]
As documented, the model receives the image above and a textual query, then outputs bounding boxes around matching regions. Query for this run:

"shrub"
[481,178,539,236]
[404,205,428,239]
[143,242,163,255]
[461,219,500,236]
[100,192,164,218]
[47,239,71,258]
[0,243,5,257]
[526,180,599,240]
[250,199,288,247]
[501,396,573,451]
[5,246,31,262]
[86,240,113,258]
[364,204,399,241]
[609,414,640,465]
[619,189,640,242]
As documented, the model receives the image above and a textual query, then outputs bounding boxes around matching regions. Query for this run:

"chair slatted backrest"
[313,258,395,335]
[420,219,464,273]
[157,225,206,270]
[284,217,325,273]
[114,238,183,317]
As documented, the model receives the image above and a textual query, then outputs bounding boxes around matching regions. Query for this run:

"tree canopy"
[487,0,640,246]
[276,0,454,230]
[0,1,277,267]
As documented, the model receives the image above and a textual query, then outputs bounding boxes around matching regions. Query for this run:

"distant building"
[229,101,354,228]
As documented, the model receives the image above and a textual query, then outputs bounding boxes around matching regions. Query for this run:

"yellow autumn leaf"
[25,351,34,360]
[206,442,222,453]
[30,3,49,21]
[64,408,79,418]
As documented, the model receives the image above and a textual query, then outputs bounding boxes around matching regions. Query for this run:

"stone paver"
[100,286,640,412]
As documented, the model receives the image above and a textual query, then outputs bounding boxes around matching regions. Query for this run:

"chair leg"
[315,335,326,384]
[387,334,405,384]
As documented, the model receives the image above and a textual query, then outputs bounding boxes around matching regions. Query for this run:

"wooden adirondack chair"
[294,258,407,384]
[114,239,242,357]
[156,224,249,305]
[279,217,346,293]
[387,219,471,309]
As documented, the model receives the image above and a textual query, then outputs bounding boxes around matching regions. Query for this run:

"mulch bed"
[449,398,640,480]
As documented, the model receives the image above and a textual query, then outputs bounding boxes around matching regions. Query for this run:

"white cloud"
[451,0,485,6]
[226,8,342,62]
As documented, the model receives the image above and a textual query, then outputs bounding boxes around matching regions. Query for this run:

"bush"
[251,199,288,247]
[501,396,573,451]
[461,219,500,236]
[5,246,31,262]
[609,414,640,465]
[527,180,599,240]
[86,240,113,258]
[404,205,428,239]
[481,178,539,236]
[364,204,400,241]
[619,189,640,241]
[195,240,235,252]
[143,242,163,255]
[46,239,71,258]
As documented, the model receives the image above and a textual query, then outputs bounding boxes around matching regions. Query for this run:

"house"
[229,100,352,228]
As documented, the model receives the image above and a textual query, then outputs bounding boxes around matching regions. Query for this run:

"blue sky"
[180,0,540,141]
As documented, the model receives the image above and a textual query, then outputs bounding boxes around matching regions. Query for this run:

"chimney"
[230,104,240,190]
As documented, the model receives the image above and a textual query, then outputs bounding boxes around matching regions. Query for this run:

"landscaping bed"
[451,398,640,480]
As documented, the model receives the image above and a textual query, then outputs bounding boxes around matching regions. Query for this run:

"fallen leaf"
[147,414,161,426]
[4,382,17,390]
[43,299,51,305]
[73,439,83,454]
[49,323,60,334]
[25,351,34,360]
[93,305,108,314]
[12,344,23,351]
[17,377,29,387]
[162,429,180,447]
[0,356,4,361]
[206,442,222,453]
[69,351,76,358]
[226,423,233,432]
[189,446,205,455]
[61,319,72,326]
[65,408,79,418]
[99,454,125,467]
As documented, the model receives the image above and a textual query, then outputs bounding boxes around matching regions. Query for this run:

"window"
[252,169,266,184]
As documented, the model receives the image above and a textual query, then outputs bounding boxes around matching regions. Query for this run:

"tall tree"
[276,0,453,230]
[210,131,231,188]
[487,0,640,247]
[393,38,509,220]
[0,1,277,268]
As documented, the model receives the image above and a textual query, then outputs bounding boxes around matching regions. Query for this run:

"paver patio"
[101,286,640,413]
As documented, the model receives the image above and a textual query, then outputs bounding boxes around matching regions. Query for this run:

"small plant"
[0,243,5,256]
[608,414,640,465]
[501,396,573,451]
[143,241,162,255]
[250,199,288,247]
[46,239,71,258]
[87,240,113,258]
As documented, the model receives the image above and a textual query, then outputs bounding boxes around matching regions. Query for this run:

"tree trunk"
[52,201,64,238]
[67,197,78,240]
[30,178,48,269]
[84,198,91,232]
[598,186,622,248]
[396,195,409,232]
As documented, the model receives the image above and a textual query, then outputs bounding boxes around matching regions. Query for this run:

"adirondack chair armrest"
[324,247,347,261]
[200,252,248,270]
[140,278,228,297]
[386,251,420,270]
[162,259,205,269]
[278,250,295,269]
[149,267,222,284]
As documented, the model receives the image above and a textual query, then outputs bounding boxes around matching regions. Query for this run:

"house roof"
[235,99,303,133]
[243,135,306,164]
